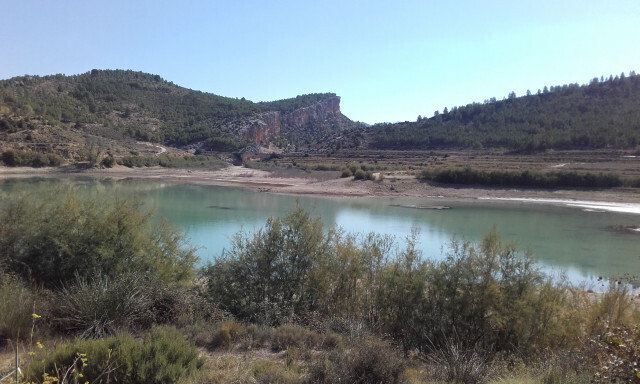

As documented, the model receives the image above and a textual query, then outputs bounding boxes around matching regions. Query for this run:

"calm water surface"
[2,178,639,284]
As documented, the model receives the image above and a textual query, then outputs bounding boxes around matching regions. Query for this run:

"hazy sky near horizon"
[2,1,640,124]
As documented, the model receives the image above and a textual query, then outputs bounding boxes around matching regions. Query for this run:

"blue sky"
[1,1,639,124]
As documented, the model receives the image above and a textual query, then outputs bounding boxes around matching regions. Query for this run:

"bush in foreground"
[51,274,157,338]
[0,273,44,341]
[0,191,197,287]
[204,206,571,356]
[2,195,637,382]
[310,337,405,384]
[25,326,203,384]
[204,207,333,325]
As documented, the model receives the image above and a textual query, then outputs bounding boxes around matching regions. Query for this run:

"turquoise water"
[2,177,639,284]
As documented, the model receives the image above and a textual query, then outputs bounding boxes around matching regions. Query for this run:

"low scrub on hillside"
[117,154,226,169]
[1,149,63,167]
[202,135,246,152]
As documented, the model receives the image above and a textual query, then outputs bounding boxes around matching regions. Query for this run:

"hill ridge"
[369,71,640,151]
[0,69,360,158]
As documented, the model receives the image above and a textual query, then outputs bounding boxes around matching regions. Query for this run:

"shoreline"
[2,165,640,212]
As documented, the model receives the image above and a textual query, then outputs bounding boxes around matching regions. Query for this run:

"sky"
[1,1,640,124]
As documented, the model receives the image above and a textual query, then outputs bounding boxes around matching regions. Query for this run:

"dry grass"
[183,349,306,384]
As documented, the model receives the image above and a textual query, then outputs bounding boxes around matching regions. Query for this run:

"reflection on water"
[2,178,639,284]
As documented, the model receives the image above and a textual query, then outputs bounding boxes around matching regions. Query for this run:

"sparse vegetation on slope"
[1,149,64,167]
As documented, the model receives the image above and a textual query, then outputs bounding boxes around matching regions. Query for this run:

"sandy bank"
[479,197,640,214]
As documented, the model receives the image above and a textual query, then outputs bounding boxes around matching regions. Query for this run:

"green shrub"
[312,163,340,171]
[204,207,333,325]
[203,136,245,152]
[25,326,203,384]
[0,191,196,287]
[340,168,352,178]
[1,149,63,167]
[51,273,211,338]
[0,117,18,132]
[353,169,367,180]
[203,207,576,360]
[0,273,44,340]
[418,167,623,189]
[398,229,569,354]
[51,274,156,338]
[353,169,374,180]
[117,154,225,169]
[100,154,115,168]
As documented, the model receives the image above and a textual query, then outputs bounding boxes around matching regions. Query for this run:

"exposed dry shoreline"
[2,165,640,208]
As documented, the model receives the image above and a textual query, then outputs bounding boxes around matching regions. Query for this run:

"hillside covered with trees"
[3,69,640,165]
[0,70,353,153]
[369,72,640,151]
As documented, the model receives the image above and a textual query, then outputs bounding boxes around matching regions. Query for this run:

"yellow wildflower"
[37,341,44,349]
[32,313,42,319]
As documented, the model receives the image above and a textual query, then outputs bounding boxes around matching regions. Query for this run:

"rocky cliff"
[281,96,342,128]
[240,96,351,147]
[240,112,281,144]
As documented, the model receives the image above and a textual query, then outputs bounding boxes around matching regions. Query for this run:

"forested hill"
[0,69,355,153]
[4,69,640,157]
[369,72,640,151]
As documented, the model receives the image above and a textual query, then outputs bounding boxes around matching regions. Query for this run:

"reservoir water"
[2,178,639,285]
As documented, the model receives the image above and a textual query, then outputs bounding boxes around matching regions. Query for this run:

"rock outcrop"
[281,96,342,128]
[239,96,349,146]
[240,112,281,144]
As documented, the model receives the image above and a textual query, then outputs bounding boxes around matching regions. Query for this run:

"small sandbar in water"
[478,197,640,215]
